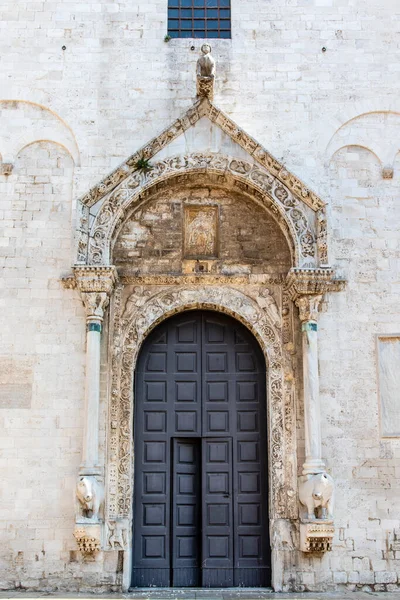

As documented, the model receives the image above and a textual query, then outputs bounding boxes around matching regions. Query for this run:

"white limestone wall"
[0,0,400,591]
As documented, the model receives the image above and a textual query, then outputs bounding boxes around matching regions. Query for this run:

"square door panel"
[237,411,258,432]
[178,443,195,464]
[143,472,166,494]
[178,536,197,558]
[208,536,229,558]
[238,441,259,462]
[207,472,229,494]
[176,353,197,372]
[205,322,225,343]
[145,381,167,402]
[207,381,228,402]
[207,353,227,372]
[207,411,229,432]
[175,411,197,432]
[240,535,260,558]
[178,474,196,495]
[144,441,166,463]
[236,352,256,372]
[237,381,257,402]
[176,321,197,343]
[143,536,165,558]
[238,472,260,494]
[144,411,166,432]
[208,441,229,463]
[176,381,197,402]
[239,503,260,525]
[143,504,165,526]
[146,353,167,372]
[207,503,229,526]
[177,504,196,526]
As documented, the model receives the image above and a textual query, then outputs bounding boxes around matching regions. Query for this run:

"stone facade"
[1,0,400,593]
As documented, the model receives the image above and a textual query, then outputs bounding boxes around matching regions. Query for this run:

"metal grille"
[168,0,231,39]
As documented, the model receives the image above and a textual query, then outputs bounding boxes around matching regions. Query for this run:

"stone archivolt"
[74,96,328,271]
[78,98,324,212]
[80,153,319,269]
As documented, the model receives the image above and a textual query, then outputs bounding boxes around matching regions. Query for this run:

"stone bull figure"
[299,472,334,521]
[76,476,104,521]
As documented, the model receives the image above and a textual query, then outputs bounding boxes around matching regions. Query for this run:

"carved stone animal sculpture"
[298,472,334,520]
[196,44,215,78]
[76,476,104,521]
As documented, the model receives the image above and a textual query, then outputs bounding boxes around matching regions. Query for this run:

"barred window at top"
[168,0,231,39]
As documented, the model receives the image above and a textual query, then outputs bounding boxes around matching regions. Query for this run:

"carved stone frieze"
[85,153,317,268]
[119,274,286,286]
[105,284,297,522]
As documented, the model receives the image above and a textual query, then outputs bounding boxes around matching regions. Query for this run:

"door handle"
[223,494,229,498]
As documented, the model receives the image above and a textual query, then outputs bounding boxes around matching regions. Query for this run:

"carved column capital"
[286,267,345,322]
[295,294,323,323]
[73,266,118,323]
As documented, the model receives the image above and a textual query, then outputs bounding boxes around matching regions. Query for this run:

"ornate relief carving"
[184,204,219,258]
[106,285,296,522]
[74,524,101,559]
[73,266,118,321]
[255,287,281,328]
[77,98,324,217]
[119,274,285,286]
[106,520,128,550]
[317,207,329,266]
[300,521,334,553]
[295,295,323,323]
[286,267,346,303]
[86,153,316,268]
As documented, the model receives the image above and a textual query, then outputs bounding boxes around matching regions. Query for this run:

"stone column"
[295,294,325,475]
[74,267,118,477]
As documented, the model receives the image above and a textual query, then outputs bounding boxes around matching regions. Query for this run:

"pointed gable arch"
[75,98,328,269]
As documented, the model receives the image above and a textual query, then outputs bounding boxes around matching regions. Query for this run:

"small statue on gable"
[196,44,216,100]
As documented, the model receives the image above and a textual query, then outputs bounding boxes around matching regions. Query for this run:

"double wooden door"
[132,310,270,588]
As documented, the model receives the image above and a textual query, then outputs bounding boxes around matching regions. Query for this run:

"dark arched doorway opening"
[132,310,270,588]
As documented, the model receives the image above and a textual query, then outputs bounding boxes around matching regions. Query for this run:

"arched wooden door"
[132,310,270,588]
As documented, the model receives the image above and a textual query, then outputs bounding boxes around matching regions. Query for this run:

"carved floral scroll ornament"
[106,285,297,523]
[82,153,317,268]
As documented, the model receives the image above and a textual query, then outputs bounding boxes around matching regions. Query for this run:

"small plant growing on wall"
[164,34,171,43]
[134,157,153,173]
